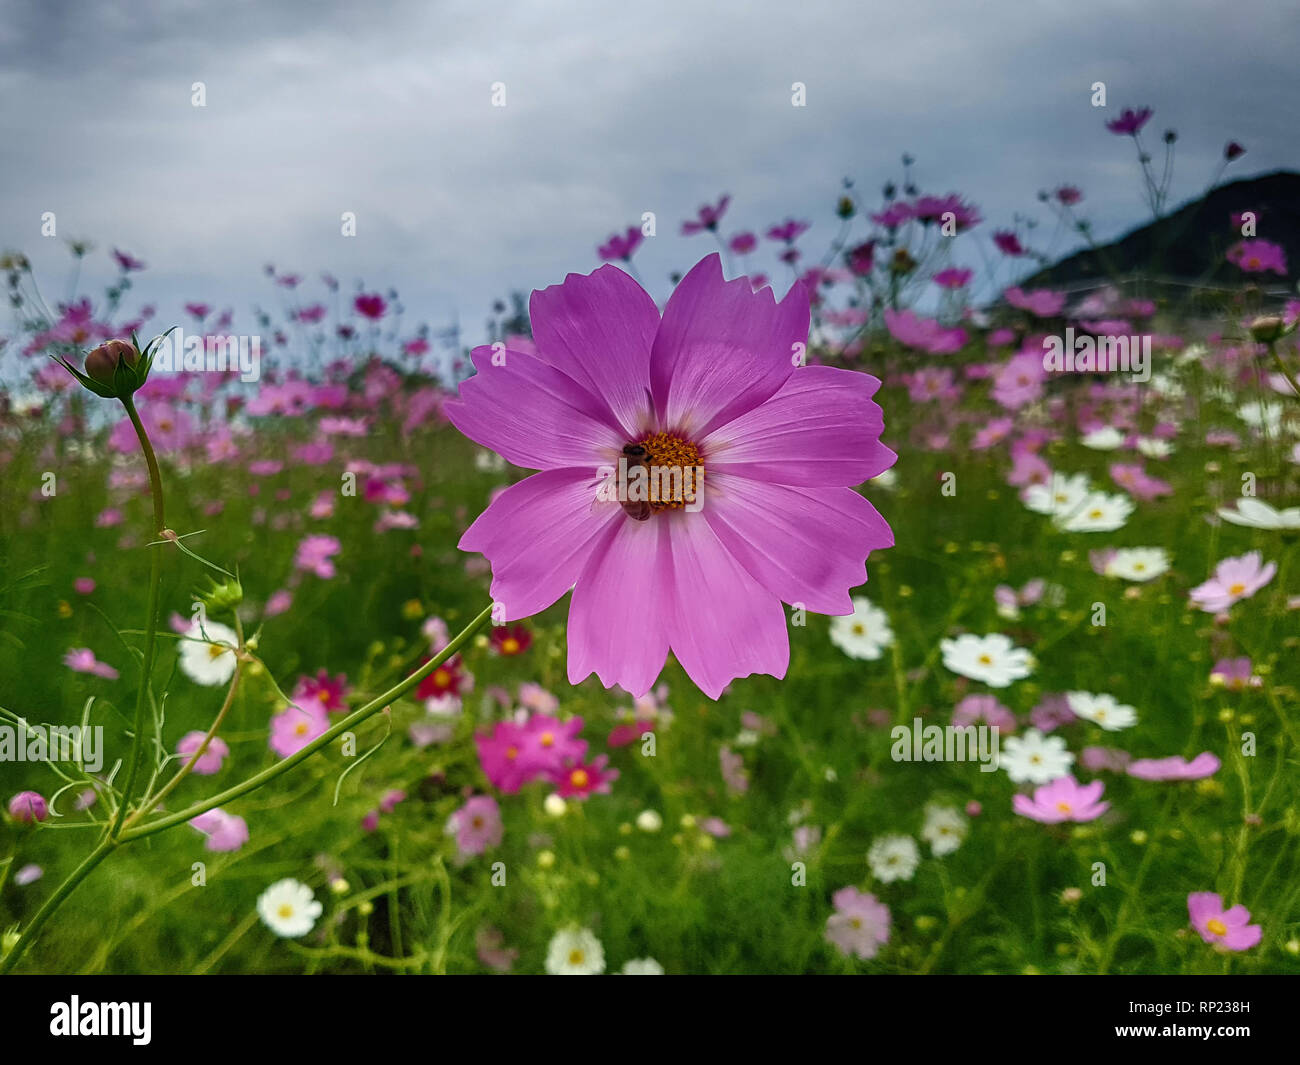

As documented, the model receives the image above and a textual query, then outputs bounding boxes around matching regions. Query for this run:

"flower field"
[1,110,1298,978]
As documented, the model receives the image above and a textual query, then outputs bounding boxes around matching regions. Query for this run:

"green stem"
[109,394,167,839]
[120,603,494,843]
[0,839,116,974]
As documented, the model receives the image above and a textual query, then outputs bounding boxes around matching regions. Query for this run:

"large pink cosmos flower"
[448,255,895,698]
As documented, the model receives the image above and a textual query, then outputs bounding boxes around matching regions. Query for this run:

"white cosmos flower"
[870,468,898,490]
[1237,400,1284,435]
[256,878,322,938]
[867,834,920,883]
[178,619,240,686]
[940,633,1034,687]
[921,804,968,857]
[1147,372,1184,399]
[1001,729,1075,784]
[545,926,605,975]
[620,957,665,975]
[1081,426,1125,451]
[1105,547,1171,582]
[1066,691,1138,731]
[829,597,895,661]
[1217,498,1300,530]
[1023,472,1092,518]
[1057,491,1133,532]
[1135,437,1173,459]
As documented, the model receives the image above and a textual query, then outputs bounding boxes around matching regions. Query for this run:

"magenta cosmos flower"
[176,731,230,775]
[1189,551,1276,613]
[9,791,49,823]
[1106,106,1153,136]
[1187,892,1261,951]
[1012,775,1109,823]
[448,255,895,698]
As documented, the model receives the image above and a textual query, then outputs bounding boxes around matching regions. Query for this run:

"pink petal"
[566,517,672,698]
[444,345,623,470]
[703,476,892,613]
[529,265,660,439]
[704,366,896,487]
[661,514,789,699]
[459,469,619,620]
[650,254,810,440]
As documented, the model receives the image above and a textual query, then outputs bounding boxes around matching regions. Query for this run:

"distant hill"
[1021,170,1300,292]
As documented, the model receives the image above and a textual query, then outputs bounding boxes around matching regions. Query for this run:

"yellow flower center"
[977,654,993,666]
[570,768,590,789]
[294,720,309,736]
[277,903,294,919]
[207,644,226,660]
[505,745,518,760]
[1206,918,1227,936]
[568,949,585,965]
[1055,801,1072,813]
[501,637,520,654]
[627,431,705,513]
[540,732,554,747]
[1228,582,1246,596]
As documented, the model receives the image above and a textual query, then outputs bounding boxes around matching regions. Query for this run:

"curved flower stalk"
[0,336,493,974]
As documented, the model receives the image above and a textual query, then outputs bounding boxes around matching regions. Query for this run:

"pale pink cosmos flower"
[63,648,119,680]
[884,309,967,354]
[1127,753,1220,781]
[294,535,341,579]
[1210,657,1261,691]
[1189,551,1276,613]
[825,886,891,960]
[189,808,249,852]
[1080,746,1131,773]
[269,699,330,758]
[1187,892,1261,951]
[1004,286,1066,318]
[446,795,503,858]
[176,731,230,775]
[73,577,95,595]
[447,255,895,698]
[1012,775,1109,823]
[953,694,1017,732]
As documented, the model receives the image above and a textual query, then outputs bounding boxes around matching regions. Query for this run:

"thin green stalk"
[109,394,167,839]
[0,838,116,974]
[120,604,494,843]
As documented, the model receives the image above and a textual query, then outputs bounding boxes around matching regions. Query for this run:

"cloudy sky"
[1,0,1296,356]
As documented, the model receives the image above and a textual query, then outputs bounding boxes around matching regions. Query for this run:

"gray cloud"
[1,0,1296,356]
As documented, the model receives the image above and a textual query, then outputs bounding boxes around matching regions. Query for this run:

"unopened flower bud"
[84,338,139,385]
[1249,315,1286,344]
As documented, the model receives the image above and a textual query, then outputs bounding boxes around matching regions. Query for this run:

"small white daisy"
[256,878,322,938]
[1001,728,1074,784]
[1217,498,1300,530]
[178,619,240,687]
[1057,491,1133,532]
[1066,691,1138,731]
[1237,400,1284,435]
[1135,436,1173,459]
[1081,426,1125,451]
[867,834,920,883]
[620,957,664,975]
[545,926,605,975]
[1105,547,1171,583]
[829,597,895,661]
[1023,472,1092,518]
[921,804,968,857]
[940,633,1034,688]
